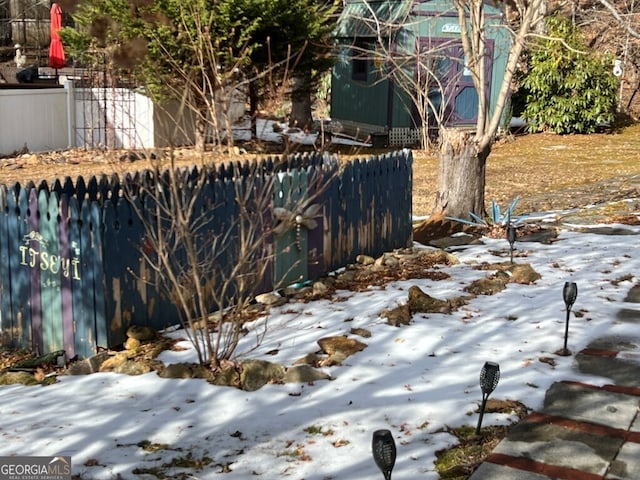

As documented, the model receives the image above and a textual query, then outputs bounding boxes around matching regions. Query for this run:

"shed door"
[418,38,494,127]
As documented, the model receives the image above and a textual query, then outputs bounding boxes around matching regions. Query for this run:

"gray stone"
[518,228,560,244]
[124,337,141,350]
[623,284,640,303]
[293,353,324,366]
[616,308,640,322]
[0,371,39,386]
[336,269,356,282]
[574,226,639,236]
[66,351,110,375]
[470,462,551,480]
[428,234,480,249]
[312,281,329,295]
[240,360,285,392]
[608,442,640,479]
[255,292,287,306]
[283,365,331,383]
[543,382,639,430]
[317,336,367,357]
[507,263,541,284]
[350,327,371,338]
[465,276,507,295]
[126,325,157,341]
[356,254,375,266]
[158,363,195,379]
[407,285,451,313]
[381,304,412,326]
[211,365,240,387]
[380,254,400,267]
[114,361,152,376]
[492,422,613,476]
[99,352,130,372]
[576,342,640,388]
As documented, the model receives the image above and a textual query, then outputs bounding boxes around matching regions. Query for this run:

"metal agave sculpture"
[273,203,322,251]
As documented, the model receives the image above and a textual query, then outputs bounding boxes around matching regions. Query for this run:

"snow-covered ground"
[1,213,640,479]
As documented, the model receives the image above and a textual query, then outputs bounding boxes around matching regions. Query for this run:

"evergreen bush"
[521,15,618,134]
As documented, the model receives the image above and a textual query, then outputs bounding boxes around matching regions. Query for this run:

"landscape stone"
[350,327,371,338]
[356,254,375,265]
[126,325,157,341]
[0,371,39,386]
[159,363,195,379]
[124,337,141,350]
[407,285,451,313]
[507,263,541,284]
[312,281,329,295]
[114,361,151,376]
[283,365,332,383]
[381,304,412,326]
[255,292,286,306]
[293,353,324,366]
[99,352,130,372]
[317,336,367,357]
[240,360,285,392]
[623,283,640,303]
[66,351,110,375]
[211,364,240,387]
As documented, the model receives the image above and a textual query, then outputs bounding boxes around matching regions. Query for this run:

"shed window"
[351,41,370,81]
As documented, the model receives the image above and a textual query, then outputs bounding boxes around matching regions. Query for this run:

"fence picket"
[39,190,64,353]
[89,200,107,349]
[59,195,75,360]
[27,188,42,354]
[0,186,10,346]
[69,196,94,359]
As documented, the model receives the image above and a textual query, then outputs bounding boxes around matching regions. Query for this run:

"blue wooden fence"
[0,151,412,358]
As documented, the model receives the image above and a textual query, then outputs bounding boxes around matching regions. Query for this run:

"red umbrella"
[48,3,66,70]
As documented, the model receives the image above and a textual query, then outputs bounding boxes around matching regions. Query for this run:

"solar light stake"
[506,224,517,263]
[560,282,578,355]
[372,429,396,480]
[476,361,500,435]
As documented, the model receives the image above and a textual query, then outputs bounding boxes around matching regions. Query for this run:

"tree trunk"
[289,74,313,129]
[249,80,259,139]
[194,111,207,152]
[432,128,490,220]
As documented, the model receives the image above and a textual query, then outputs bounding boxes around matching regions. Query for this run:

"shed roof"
[334,0,412,38]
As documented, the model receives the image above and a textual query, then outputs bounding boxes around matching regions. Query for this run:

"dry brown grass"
[2,123,640,218]
[412,123,640,216]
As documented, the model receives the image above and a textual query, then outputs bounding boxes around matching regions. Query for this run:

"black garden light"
[558,281,578,356]
[372,429,396,480]
[506,224,517,263]
[475,361,500,435]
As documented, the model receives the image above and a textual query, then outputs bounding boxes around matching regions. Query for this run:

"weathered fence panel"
[0,151,413,358]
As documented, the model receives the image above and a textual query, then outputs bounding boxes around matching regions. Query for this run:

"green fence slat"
[88,200,107,349]
[273,171,308,287]
[70,196,94,359]
[39,190,63,354]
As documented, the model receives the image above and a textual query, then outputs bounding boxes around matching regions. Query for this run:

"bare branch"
[596,0,640,39]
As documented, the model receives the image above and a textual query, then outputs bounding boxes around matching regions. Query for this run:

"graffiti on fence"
[20,231,81,280]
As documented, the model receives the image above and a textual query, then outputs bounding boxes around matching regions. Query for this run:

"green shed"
[331,0,511,146]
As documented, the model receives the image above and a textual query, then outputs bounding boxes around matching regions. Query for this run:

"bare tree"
[429,0,546,219]
[127,157,336,368]
[342,0,544,218]
[570,0,640,118]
